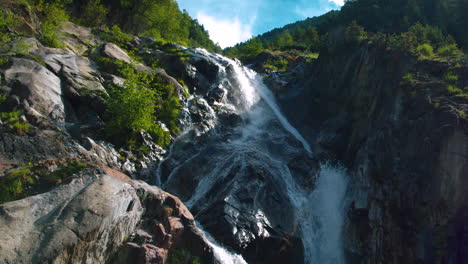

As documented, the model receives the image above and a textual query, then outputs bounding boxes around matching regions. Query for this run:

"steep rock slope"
[0,22,227,263]
[268,35,468,263]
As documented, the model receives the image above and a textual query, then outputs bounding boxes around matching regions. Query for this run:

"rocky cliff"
[266,33,468,263]
[0,21,228,263]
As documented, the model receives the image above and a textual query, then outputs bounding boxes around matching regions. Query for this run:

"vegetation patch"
[447,85,463,95]
[0,159,88,204]
[97,25,133,49]
[167,249,201,264]
[35,1,68,48]
[104,69,181,150]
[0,110,31,135]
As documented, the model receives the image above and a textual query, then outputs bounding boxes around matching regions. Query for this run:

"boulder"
[4,58,66,122]
[0,171,211,264]
[101,43,132,64]
[44,54,106,98]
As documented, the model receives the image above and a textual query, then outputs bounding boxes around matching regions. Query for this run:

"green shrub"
[0,94,6,105]
[0,160,87,204]
[77,0,108,27]
[437,44,463,57]
[47,160,86,184]
[105,74,172,148]
[401,73,414,84]
[455,93,468,99]
[443,71,458,84]
[37,1,69,48]
[447,84,463,95]
[417,43,434,57]
[0,164,33,204]
[97,57,135,77]
[345,21,367,45]
[98,25,133,48]
[0,110,31,135]
[0,10,17,47]
[262,58,289,72]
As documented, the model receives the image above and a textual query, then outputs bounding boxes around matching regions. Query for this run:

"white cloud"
[196,13,253,48]
[328,0,344,6]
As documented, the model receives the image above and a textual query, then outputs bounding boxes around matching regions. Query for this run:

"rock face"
[4,58,65,122]
[0,169,210,264]
[0,23,212,264]
[268,38,468,263]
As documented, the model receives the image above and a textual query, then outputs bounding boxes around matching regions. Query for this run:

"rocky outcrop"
[268,37,468,263]
[0,168,210,264]
[4,58,66,122]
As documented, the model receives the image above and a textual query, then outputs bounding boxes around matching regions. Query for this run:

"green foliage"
[401,73,414,84]
[409,23,450,49]
[0,57,9,67]
[98,25,133,48]
[224,24,323,61]
[437,44,463,57]
[0,10,17,48]
[417,43,434,58]
[443,72,458,84]
[104,70,179,148]
[0,160,88,204]
[105,78,157,139]
[47,160,86,184]
[36,1,69,48]
[96,57,135,78]
[167,249,202,264]
[0,110,31,135]
[262,58,290,72]
[0,164,33,204]
[447,84,462,95]
[77,0,108,27]
[0,94,6,105]
[346,21,367,45]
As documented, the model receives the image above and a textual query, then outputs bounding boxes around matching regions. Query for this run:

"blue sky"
[177,0,344,48]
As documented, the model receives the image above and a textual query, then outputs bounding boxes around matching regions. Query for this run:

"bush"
[443,71,458,84]
[104,72,174,148]
[0,10,17,47]
[401,73,414,84]
[417,43,434,57]
[345,21,367,45]
[0,164,33,204]
[0,160,87,204]
[0,110,31,135]
[97,57,135,77]
[447,84,462,95]
[98,25,133,48]
[77,0,108,27]
[36,1,69,48]
[437,44,463,57]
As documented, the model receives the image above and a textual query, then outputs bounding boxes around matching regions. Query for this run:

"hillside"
[225,0,467,62]
[1,0,221,53]
[1,0,468,264]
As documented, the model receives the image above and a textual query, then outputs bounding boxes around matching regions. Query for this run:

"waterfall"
[158,48,348,264]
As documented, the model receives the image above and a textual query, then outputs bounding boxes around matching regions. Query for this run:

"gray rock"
[0,172,209,264]
[44,54,106,95]
[102,43,132,64]
[4,58,65,122]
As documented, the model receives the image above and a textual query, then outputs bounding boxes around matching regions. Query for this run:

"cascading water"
[157,48,348,264]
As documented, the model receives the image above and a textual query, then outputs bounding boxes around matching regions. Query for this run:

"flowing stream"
[157,49,348,264]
